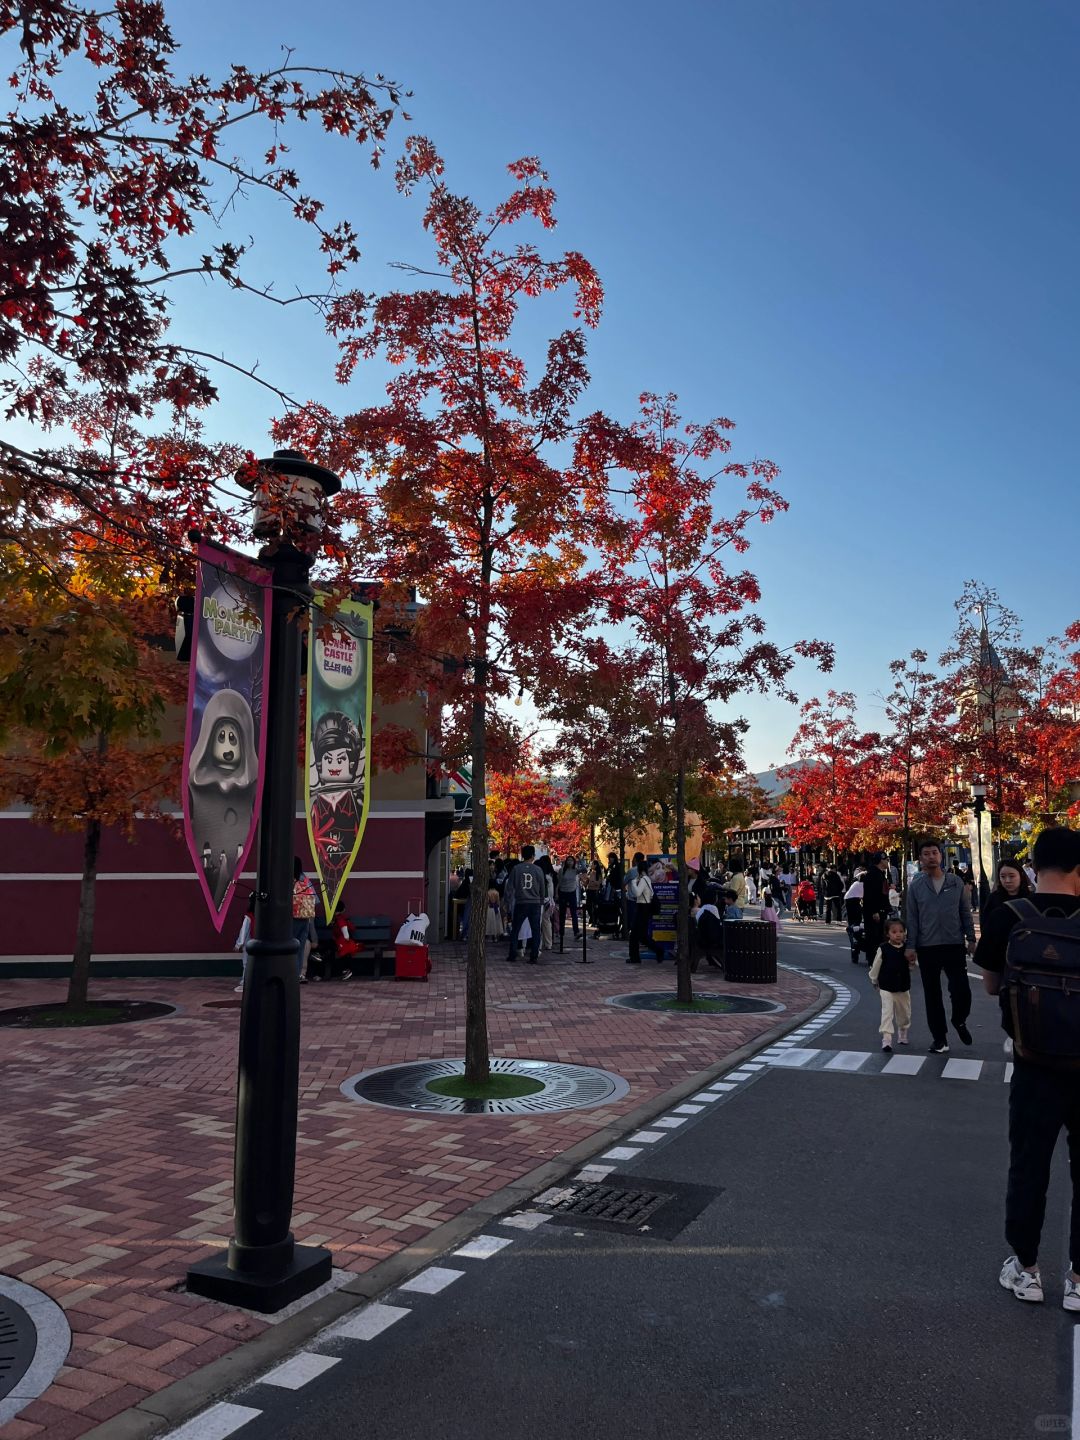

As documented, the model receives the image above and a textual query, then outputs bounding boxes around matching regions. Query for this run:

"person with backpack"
[505,843,546,964]
[975,825,1080,1310]
[904,838,976,1053]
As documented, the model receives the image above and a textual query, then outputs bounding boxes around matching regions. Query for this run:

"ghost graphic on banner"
[188,688,258,906]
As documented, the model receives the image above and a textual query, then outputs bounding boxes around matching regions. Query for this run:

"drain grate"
[0,1296,37,1402]
[540,1183,673,1226]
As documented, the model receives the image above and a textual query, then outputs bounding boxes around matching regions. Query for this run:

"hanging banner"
[182,543,271,930]
[305,597,373,921]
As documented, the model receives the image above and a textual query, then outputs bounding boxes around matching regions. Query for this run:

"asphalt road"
[222,927,1077,1440]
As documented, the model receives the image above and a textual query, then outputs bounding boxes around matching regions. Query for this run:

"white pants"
[879,989,912,1037]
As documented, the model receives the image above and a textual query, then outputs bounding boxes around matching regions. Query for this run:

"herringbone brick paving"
[0,941,821,1437]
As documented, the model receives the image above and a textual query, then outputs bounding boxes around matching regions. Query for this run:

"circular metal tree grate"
[606,991,785,1015]
[342,1057,630,1115]
[0,1295,37,1404]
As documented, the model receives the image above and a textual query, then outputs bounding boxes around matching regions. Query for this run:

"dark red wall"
[0,815,427,955]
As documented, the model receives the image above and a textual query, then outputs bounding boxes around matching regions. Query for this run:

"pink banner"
[181,542,272,930]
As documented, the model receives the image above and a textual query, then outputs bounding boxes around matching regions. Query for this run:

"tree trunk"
[69,815,102,1009]
[617,819,627,936]
[659,800,672,856]
[464,684,491,1085]
[675,766,692,1005]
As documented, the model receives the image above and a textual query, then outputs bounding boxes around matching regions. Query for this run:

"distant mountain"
[753,761,808,803]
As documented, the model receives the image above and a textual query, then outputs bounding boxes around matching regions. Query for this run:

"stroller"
[592,897,622,939]
[795,880,819,922]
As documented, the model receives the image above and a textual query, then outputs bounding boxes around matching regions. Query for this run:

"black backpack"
[1004,899,1080,1068]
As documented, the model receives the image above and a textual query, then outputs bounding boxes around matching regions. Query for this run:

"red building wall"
[0,811,428,956]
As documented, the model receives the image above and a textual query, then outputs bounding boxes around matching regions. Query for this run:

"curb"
[78,967,834,1440]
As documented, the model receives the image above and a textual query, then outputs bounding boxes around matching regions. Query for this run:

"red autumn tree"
[601,394,832,1003]
[276,141,617,1082]
[487,747,586,859]
[1,0,403,591]
[781,691,885,855]
[878,650,962,859]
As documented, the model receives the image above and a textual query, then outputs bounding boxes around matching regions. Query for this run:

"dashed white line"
[578,1163,615,1180]
[766,1049,819,1067]
[673,1104,705,1114]
[602,1146,642,1161]
[400,1266,463,1295]
[327,1302,410,1341]
[163,1403,262,1440]
[454,1235,514,1260]
[500,1211,552,1231]
[260,1353,339,1390]
[651,1116,687,1128]
[882,1054,926,1076]
[824,1051,871,1072]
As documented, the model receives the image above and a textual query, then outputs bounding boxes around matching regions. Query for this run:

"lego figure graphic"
[309,711,365,901]
[188,689,258,907]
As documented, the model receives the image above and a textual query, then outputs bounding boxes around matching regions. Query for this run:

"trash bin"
[723,919,777,983]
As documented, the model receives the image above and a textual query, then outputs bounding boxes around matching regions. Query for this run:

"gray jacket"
[905,872,975,949]
[509,862,546,905]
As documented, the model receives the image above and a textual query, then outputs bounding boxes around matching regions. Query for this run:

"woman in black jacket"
[980,858,1031,924]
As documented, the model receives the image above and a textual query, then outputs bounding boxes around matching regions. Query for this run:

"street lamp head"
[237,449,343,542]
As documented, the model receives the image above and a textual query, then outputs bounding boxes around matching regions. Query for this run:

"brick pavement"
[0,940,823,1438]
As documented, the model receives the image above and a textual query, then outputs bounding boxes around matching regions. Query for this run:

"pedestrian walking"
[822,864,844,924]
[844,869,865,964]
[627,858,654,965]
[505,844,545,964]
[584,859,603,926]
[975,826,1080,1310]
[726,862,747,918]
[537,853,557,951]
[905,838,976,1053]
[869,917,914,1051]
[292,856,317,981]
[862,852,891,967]
[760,887,781,935]
[557,856,582,942]
[981,858,1032,924]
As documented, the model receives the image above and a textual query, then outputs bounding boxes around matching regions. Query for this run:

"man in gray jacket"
[905,838,977,1053]
[505,844,545,964]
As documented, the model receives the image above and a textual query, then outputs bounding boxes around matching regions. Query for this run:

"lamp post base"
[186,1242,332,1313]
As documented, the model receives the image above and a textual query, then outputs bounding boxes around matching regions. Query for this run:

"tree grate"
[539,1183,674,1226]
[0,1296,37,1402]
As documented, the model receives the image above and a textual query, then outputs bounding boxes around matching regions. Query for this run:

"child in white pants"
[869,917,915,1052]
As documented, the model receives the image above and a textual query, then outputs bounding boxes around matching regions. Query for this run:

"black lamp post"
[187,450,341,1313]
[971,780,990,909]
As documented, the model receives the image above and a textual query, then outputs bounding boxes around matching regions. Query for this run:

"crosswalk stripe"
[824,1050,871,1072]
[942,1058,984,1081]
[882,1054,926,1075]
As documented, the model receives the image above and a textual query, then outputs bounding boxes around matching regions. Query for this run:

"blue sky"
[150,0,1078,769]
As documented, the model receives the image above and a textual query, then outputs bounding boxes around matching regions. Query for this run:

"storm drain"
[0,1296,36,1403]
[534,1176,722,1240]
[541,1183,673,1226]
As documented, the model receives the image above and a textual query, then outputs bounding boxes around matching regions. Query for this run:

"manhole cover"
[534,1175,722,1240]
[541,1183,673,1225]
[0,1296,36,1403]
[606,992,784,1015]
[342,1058,630,1115]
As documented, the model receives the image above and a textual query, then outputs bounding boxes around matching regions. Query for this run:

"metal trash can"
[723,919,777,983]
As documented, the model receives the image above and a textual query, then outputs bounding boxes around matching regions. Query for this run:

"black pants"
[863,917,884,966]
[558,891,580,939]
[916,945,970,1044]
[1006,1060,1080,1269]
[825,896,843,923]
[628,907,651,963]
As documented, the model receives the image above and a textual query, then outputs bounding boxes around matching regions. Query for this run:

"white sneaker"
[233,984,244,994]
[881,1036,893,1052]
[1064,1273,1080,1312]
[1000,1255,1043,1303]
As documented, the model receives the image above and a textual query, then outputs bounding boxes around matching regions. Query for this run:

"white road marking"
[500,1211,552,1231]
[707,1082,738,1091]
[740,1062,767,1071]
[163,1403,262,1440]
[726,1071,755,1081]
[602,1146,642,1161]
[824,1051,871,1072]
[882,1054,926,1076]
[628,1130,665,1143]
[327,1302,410,1342]
[578,1163,615,1180]
[400,1266,464,1294]
[692,1090,723,1102]
[673,1104,705,1114]
[942,1058,984,1081]
[766,1049,819,1067]
[260,1353,339,1390]
[651,1116,687,1128]
[454,1235,513,1260]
